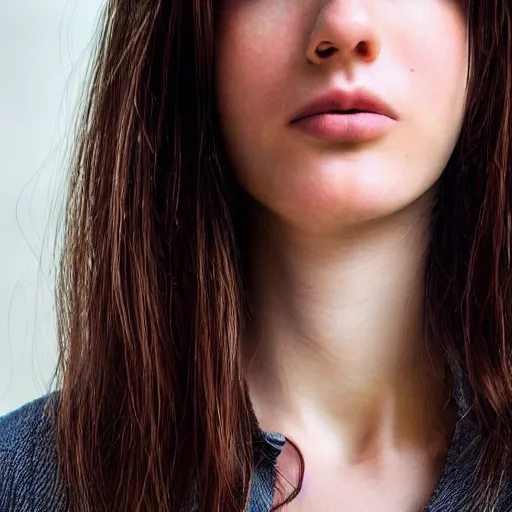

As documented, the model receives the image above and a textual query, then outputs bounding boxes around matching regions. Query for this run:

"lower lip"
[290,112,396,143]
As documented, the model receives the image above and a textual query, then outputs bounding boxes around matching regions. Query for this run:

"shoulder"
[0,394,57,452]
[0,393,68,511]
[497,465,512,511]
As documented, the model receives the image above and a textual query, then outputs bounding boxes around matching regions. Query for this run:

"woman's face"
[215,0,468,233]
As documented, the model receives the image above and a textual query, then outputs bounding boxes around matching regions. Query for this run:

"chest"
[271,452,443,512]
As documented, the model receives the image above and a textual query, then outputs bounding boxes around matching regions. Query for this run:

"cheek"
[215,1,298,135]
[399,7,469,124]
[386,5,468,183]
[413,39,468,112]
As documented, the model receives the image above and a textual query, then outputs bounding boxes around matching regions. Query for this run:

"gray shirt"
[0,368,511,511]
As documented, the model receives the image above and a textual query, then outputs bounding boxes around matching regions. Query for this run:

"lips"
[291,89,398,123]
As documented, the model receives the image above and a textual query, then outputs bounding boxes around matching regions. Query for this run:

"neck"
[243,193,453,463]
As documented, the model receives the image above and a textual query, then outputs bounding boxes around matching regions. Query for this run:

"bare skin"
[215,0,468,508]
[244,191,456,511]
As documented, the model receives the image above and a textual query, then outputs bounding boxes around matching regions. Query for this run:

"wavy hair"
[53,0,512,510]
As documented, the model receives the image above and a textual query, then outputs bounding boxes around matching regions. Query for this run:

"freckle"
[410,68,415,72]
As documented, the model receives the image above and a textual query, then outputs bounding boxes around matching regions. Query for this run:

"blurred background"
[0,0,104,415]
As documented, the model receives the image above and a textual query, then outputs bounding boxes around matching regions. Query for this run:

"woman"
[1,0,512,510]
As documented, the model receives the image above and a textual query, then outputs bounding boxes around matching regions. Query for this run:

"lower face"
[215,0,469,235]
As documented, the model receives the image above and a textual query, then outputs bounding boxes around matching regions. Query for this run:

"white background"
[0,0,104,415]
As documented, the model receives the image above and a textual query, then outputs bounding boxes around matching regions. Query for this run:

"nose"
[306,0,382,67]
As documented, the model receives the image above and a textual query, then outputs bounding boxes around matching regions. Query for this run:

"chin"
[270,186,434,234]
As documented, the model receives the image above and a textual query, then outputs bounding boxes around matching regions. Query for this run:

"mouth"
[291,89,398,123]
[289,92,398,143]
[293,109,368,121]
[318,109,367,115]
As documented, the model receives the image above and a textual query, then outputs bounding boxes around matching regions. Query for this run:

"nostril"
[356,41,371,59]
[316,44,337,59]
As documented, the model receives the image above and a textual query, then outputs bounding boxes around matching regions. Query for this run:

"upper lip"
[290,88,398,122]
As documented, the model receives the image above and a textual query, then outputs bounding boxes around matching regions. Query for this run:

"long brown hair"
[53,0,512,510]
